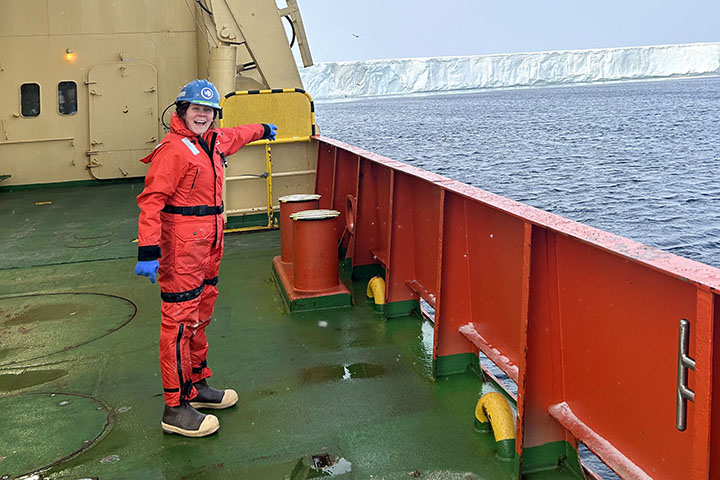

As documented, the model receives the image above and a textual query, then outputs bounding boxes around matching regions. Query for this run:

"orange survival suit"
[137,113,269,406]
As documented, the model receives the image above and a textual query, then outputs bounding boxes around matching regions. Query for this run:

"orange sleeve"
[136,146,188,259]
[217,124,266,156]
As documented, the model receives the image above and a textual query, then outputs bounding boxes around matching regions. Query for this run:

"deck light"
[64,48,76,62]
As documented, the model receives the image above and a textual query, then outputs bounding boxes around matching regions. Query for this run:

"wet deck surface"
[0,184,580,479]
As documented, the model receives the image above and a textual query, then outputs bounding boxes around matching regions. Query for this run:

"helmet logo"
[201,87,214,99]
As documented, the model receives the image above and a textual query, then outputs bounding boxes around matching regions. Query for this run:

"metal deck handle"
[676,319,696,431]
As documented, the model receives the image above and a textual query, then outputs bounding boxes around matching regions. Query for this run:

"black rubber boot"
[189,378,238,409]
[161,401,219,437]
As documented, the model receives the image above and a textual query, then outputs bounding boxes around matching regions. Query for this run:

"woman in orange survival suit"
[134,79,277,437]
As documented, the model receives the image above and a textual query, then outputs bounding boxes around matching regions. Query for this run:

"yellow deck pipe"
[366,276,385,313]
[474,392,516,460]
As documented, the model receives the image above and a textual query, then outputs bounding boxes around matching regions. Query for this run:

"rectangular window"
[58,81,78,115]
[21,83,40,117]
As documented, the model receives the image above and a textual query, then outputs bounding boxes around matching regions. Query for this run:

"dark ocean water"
[315,77,720,270]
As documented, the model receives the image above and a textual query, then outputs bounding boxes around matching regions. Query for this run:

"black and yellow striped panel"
[220,88,316,138]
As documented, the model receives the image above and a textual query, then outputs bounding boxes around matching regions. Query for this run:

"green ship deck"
[1,183,582,479]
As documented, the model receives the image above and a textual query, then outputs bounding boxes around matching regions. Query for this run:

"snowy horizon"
[300,42,720,100]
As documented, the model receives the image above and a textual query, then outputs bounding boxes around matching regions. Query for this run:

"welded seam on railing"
[330,145,338,210]
[435,189,446,311]
[690,289,714,477]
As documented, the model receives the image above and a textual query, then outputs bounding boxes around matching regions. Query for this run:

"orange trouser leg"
[159,304,202,406]
[157,220,224,405]
[190,238,222,383]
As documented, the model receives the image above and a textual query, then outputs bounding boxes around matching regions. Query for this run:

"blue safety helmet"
[176,79,221,110]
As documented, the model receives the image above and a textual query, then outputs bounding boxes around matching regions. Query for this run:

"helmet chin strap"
[160,102,175,130]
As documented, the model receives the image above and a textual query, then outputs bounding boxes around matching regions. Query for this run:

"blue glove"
[267,123,278,141]
[135,260,159,283]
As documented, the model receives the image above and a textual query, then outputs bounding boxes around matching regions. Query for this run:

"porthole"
[58,81,78,115]
[21,83,41,117]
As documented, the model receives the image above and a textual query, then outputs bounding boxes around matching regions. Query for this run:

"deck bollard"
[278,194,321,264]
[290,209,341,292]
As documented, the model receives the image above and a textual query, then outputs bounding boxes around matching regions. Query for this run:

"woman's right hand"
[135,260,160,283]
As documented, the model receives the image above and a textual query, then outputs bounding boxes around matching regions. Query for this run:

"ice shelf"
[300,42,720,100]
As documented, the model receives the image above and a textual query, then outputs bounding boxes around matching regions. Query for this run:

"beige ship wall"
[0,0,197,186]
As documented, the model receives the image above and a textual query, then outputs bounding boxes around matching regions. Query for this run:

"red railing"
[314,136,720,480]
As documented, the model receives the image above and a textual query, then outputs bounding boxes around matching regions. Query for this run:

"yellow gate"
[220,88,317,231]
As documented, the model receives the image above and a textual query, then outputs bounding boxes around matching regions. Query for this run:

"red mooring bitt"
[278,194,321,263]
[291,209,341,292]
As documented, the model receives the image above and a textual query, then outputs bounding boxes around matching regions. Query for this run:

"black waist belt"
[161,276,220,303]
[162,203,224,216]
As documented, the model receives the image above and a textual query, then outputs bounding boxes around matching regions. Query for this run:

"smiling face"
[181,103,216,136]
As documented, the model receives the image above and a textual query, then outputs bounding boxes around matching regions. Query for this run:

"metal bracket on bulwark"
[676,318,696,431]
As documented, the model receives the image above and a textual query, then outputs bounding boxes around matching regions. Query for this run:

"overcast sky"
[292,0,719,63]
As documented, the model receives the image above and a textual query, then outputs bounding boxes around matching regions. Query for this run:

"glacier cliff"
[300,43,720,100]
